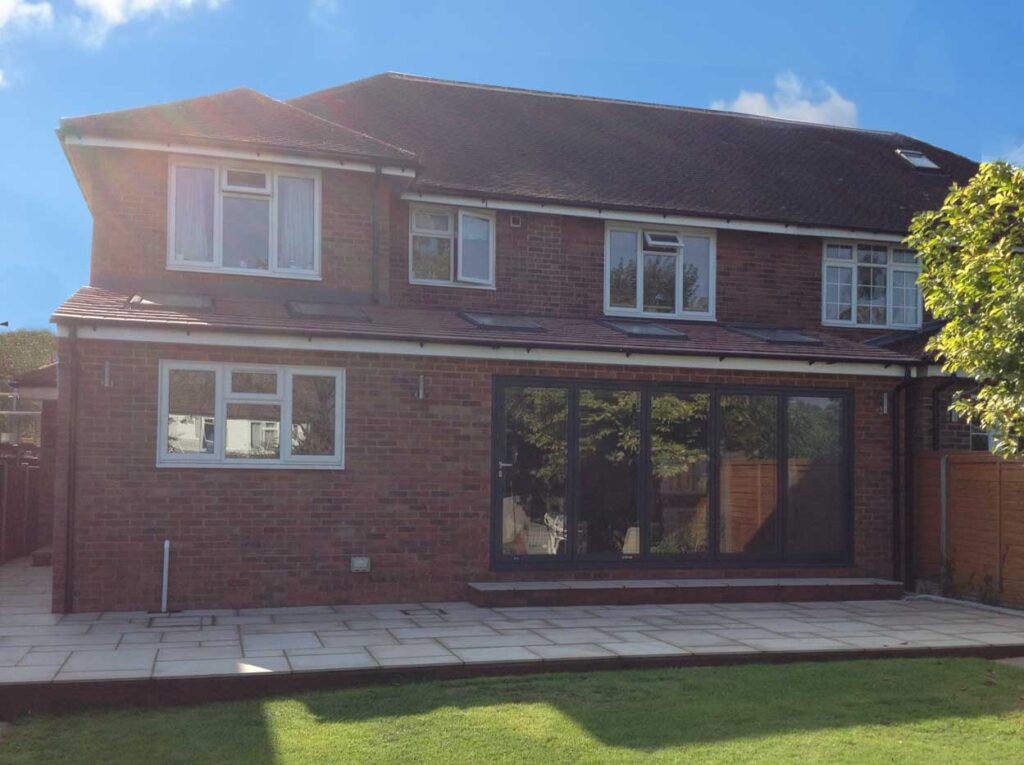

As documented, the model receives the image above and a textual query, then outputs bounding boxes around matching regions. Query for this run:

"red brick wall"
[51,338,898,612]
[70,145,385,298]
[71,144,906,343]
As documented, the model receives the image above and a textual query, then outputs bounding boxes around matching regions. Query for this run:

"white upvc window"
[158,361,345,469]
[821,242,922,329]
[408,205,496,288]
[168,158,321,280]
[603,223,716,320]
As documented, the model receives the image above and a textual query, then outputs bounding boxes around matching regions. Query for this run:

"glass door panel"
[577,389,641,558]
[498,386,569,558]
[649,392,710,555]
[719,394,780,555]
[785,396,846,559]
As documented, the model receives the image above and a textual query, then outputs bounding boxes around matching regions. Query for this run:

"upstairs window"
[822,243,921,329]
[409,205,495,288]
[605,224,715,320]
[168,159,320,279]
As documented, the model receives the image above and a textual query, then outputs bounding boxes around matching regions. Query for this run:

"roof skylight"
[602,320,688,338]
[896,149,939,170]
[460,311,545,332]
[287,301,369,321]
[730,326,822,346]
[128,293,212,311]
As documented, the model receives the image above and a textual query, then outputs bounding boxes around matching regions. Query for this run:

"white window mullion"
[213,173,224,269]
[630,236,638,313]
[885,252,894,327]
[675,250,684,316]
[282,369,294,462]
[215,366,226,462]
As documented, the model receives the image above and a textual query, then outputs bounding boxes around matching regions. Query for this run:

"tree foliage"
[0,329,56,382]
[906,161,1024,455]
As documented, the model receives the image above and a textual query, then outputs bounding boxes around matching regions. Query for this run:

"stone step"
[30,547,52,567]
[467,577,905,608]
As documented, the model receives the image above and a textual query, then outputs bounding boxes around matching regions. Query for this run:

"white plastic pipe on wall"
[161,539,170,613]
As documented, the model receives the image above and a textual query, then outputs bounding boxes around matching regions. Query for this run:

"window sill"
[166,262,323,282]
[604,309,716,323]
[821,320,922,331]
[156,460,344,470]
[409,279,497,291]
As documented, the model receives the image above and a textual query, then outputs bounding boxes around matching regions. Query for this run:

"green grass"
[3,659,1023,764]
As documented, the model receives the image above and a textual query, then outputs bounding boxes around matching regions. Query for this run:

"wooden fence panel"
[915,452,1024,607]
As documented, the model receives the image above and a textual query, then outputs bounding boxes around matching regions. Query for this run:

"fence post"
[939,454,949,570]
[996,460,1003,595]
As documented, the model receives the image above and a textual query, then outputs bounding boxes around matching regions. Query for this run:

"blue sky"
[0,0,1021,329]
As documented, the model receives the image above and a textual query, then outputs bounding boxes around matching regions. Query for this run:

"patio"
[2,556,1024,716]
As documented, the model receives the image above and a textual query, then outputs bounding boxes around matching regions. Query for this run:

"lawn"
[3,658,1023,764]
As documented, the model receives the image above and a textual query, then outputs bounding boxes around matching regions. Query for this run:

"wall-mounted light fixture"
[880,392,889,415]
[413,374,426,401]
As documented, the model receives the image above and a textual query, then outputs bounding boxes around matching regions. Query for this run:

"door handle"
[497,461,513,477]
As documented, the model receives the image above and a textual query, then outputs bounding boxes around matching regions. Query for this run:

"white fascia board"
[401,192,906,243]
[10,387,57,401]
[62,134,415,178]
[57,324,913,378]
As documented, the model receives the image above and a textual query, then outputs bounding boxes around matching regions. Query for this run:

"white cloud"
[711,71,858,128]
[70,0,226,46]
[0,1,54,34]
[308,0,338,27]
[0,0,223,83]
[1004,142,1024,168]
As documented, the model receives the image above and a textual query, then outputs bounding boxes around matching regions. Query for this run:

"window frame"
[490,376,854,570]
[820,241,923,330]
[157,361,345,469]
[167,157,322,281]
[408,204,496,289]
[603,222,717,321]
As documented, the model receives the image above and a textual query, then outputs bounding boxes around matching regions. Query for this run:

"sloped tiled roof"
[11,362,57,388]
[53,287,920,366]
[291,73,978,234]
[60,88,416,166]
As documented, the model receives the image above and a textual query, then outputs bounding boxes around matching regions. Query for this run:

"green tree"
[906,161,1024,455]
[0,329,55,382]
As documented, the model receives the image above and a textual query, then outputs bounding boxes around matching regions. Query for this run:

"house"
[45,73,980,613]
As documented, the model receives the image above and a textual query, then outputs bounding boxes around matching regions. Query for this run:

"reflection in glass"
[650,393,710,554]
[786,396,845,558]
[223,196,270,270]
[166,369,215,455]
[500,387,568,557]
[643,253,676,313]
[291,375,337,456]
[719,394,779,554]
[226,403,280,459]
[577,389,640,557]
[411,235,453,281]
[608,230,638,308]
[231,371,277,395]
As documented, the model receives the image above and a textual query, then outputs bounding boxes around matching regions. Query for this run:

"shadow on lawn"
[290,659,1024,751]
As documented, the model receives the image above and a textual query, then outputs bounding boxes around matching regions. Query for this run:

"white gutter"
[61,134,416,178]
[57,324,915,378]
[403,192,907,243]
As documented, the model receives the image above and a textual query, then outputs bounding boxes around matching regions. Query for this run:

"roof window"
[729,326,822,346]
[602,320,688,338]
[460,311,544,332]
[896,149,939,170]
[128,293,212,311]
[286,301,369,321]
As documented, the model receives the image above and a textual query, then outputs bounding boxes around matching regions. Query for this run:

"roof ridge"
[262,92,417,158]
[59,87,258,127]
[297,71,908,139]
